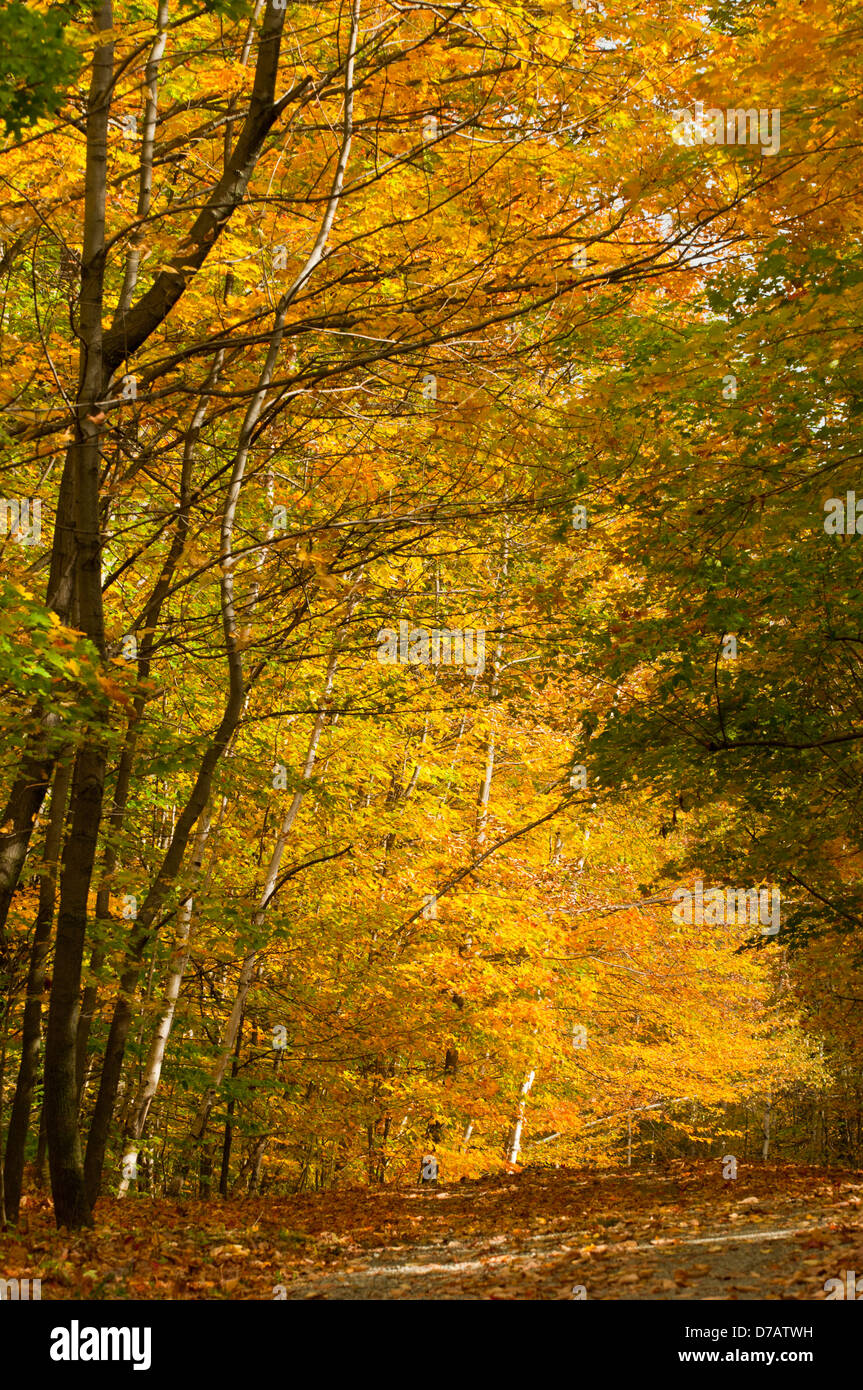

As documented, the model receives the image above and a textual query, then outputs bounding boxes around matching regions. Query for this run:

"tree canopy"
[0,0,861,1231]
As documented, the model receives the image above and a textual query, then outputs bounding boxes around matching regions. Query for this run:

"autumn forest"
[0,0,862,1310]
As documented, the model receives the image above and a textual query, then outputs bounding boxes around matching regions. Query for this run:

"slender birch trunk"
[505,1069,535,1165]
[762,1097,772,1161]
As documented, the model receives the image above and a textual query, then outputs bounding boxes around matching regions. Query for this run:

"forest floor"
[2,1161,862,1300]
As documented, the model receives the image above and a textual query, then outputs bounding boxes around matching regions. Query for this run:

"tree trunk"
[0,999,8,1228]
[45,746,108,1227]
[42,0,115,1231]
[762,1097,771,1161]
[218,1000,243,1198]
[247,1136,267,1195]
[505,1069,535,1165]
[3,756,72,1222]
[34,1105,47,1189]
